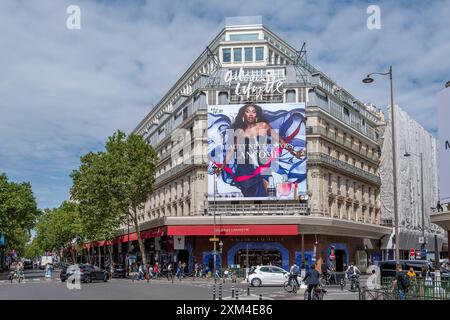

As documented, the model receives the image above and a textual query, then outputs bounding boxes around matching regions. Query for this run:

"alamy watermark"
[66,5,81,30]
[367,5,381,30]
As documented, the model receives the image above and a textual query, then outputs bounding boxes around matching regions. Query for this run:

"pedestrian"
[131,263,138,282]
[181,262,186,279]
[153,262,159,280]
[194,262,200,280]
[437,201,444,212]
[303,263,320,300]
[393,264,409,300]
[167,262,173,281]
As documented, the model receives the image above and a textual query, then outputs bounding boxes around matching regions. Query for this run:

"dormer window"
[223,48,231,63]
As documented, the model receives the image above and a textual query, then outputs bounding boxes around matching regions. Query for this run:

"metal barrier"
[361,277,450,300]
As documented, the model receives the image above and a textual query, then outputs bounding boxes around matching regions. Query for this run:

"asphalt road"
[0,269,361,300]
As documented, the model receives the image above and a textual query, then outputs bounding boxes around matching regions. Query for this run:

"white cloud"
[0,0,448,208]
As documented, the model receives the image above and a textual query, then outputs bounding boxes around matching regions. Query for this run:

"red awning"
[167,224,298,236]
[141,226,165,239]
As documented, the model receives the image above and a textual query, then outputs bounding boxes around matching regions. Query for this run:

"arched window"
[285,90,296,103]
[218,92,229,105]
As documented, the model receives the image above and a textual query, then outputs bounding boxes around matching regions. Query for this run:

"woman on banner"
[213,103,305,197]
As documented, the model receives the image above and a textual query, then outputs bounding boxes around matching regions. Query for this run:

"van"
[40,256,53,270]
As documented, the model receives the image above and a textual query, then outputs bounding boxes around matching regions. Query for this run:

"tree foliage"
[0,173,39,256]
[28,201,83,261]
[70,130,157,266]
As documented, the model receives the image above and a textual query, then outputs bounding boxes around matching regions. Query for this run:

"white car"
[248,266,299,287]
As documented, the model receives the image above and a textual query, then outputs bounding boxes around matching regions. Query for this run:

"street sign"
[410,248,415,259]
[419,237,425,244]
[209,238,220,242]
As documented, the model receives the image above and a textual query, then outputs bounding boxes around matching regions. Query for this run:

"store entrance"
[335,249,345,271]
[235,249,282,268]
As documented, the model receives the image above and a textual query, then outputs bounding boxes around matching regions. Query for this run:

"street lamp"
[363,66,400,264]
[213,165,218,284]
[404,151,426,259]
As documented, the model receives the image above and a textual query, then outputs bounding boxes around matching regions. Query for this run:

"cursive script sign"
[224,67,284,99]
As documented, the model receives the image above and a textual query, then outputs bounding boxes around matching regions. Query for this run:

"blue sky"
[0,0,449,210]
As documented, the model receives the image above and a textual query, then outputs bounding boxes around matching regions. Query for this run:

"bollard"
[231,285,235,298]
[219,284,223,300]
[259,294,262,300]
[236,289,239,300]
[247,286,250,296]
[213,285,216,300]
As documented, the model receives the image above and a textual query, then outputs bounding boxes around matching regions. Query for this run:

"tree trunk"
[108,245,114,274]
[71,247,75,264]
[132,210,147,267]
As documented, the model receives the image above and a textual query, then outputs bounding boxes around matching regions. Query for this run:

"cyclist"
[345,262,360,290]
[289,263,300,288]
[303,263,320,300]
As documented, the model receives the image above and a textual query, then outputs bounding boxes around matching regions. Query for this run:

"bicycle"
[348,274,361,292]
[304,284,327,300]
[284,275,300,294]
[320,272,334,286]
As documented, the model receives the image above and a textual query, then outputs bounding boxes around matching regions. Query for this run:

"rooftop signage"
[224,67,284,100]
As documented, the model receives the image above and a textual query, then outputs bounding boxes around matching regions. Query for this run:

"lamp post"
[404,151,426,259]
[213,167,217,284]
[363,66,400,264]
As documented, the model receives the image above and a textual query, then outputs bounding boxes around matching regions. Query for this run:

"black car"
[111,265,126,278]
[60,264,109,283]
[379,260,450,280]
[23,260,33,270]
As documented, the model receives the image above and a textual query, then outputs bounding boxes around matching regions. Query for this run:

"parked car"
[111,265,126,278]
[248,266,295,287]
[379,260,450,280]
[60,264,109,283]
[23,259,33,269]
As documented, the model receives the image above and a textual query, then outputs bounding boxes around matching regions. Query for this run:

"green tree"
[31,201,83,262]
[70,130,156,268]
[0,173,39,258]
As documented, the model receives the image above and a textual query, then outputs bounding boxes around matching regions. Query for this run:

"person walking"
[153,262,159,280]
[303,263,320,300]
[194,262,200,280]
[393,264,409,300]
[167,262,173,281]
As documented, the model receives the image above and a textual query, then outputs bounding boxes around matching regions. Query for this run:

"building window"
[233,48,242,62]
[255,47,264,61]
[336,151,340,160]
[244,47,253,62]
[229,33,259,41]
[328,173,332,191]
[223,48,231,63]
[285,90,296,103]
[218,92,228,104]
[328,146,332,156]
[353,158,356,166]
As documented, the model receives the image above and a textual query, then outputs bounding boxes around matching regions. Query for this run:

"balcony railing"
[306,126,379,162]
[207,203,309,216]
[308,152,381,185]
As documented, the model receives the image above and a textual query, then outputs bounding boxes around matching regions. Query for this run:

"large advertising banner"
[438,88,450,203]
[207,102,307,201]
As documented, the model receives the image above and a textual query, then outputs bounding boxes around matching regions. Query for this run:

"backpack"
[292,265,300,275]
[348,266,354,274]
[400,273,410,289]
